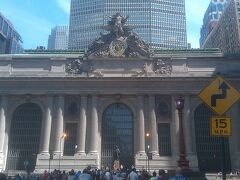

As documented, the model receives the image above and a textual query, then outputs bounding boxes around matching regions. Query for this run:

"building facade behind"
[0,13,23,54]
[47,25,69,50]
[202,0,240,53]
[68,0,187,50]
[200,0,229,47]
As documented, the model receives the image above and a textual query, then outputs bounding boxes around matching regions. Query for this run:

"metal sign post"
[221,137,227,180]
[198,76,238,180]
[210,117,231,180]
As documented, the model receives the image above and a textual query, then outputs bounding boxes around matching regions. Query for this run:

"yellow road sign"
[198,76,240,115]
[210,117,232,137]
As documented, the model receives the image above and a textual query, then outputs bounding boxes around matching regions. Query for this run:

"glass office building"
[68,0,187,50]
[0,12,23,54]
[199,0,229,47]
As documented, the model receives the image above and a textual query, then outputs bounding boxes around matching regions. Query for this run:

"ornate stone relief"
[65,59,93,75]
[153,58,172,75]
[91,71,104,77]
[87,13,150,58]
[131,62,147,77]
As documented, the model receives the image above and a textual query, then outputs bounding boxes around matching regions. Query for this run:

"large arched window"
[194,103,231,172]
[101,103,134,169]
[6,103,42,171]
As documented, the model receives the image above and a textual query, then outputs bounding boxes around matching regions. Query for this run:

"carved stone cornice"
[65,59,93,76]
[153,58,172,75]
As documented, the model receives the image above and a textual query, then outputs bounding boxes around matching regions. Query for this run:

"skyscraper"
[202,0,240,53]
[199,0,229,47]
[0,12,23,54]
[68,0,187,50]
[47,25,69,50]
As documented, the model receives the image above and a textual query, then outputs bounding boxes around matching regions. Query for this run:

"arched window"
[6,103,42,171]
[101,103,134,169]
[194,103,231,172]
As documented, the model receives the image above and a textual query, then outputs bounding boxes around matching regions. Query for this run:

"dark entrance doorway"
[6,103,42,171]
[194,104,231,172]
[101,103,134,169]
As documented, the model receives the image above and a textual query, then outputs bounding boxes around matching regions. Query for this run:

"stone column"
[136,95,145,155]
[149,95,159,156]
[53,96,65,155]
[76,96,87,155]
[0,96,7,156]
[171,96,179,157]
[183,96,194,154]
[39,96,53,155]
[88,95,98,154]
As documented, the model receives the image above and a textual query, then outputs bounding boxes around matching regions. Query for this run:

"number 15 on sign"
[210,117,232,137]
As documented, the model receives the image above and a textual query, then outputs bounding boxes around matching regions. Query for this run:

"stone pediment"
[87,13,150,58]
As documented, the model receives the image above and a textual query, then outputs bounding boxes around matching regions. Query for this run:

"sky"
[0,0,210,49]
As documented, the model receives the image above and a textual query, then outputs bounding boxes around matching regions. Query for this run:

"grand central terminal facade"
[0,48,240,173]
[1,14,240,173]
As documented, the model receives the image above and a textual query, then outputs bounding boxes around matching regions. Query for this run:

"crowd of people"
[38,166,187,180]
[0,166,187,180]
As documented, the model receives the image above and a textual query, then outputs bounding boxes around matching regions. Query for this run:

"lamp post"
[49,153,53,172]
[145,133,150,171]
[147,145,150,172]
[59,133,66,170]
[175,96,189,170]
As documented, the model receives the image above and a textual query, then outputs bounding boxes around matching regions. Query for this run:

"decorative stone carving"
[131,63,147,77]
[25,94,32,102]
[109,39,128,57]
[153,59,172,75]
[66,59,93,75]
[91,71,104,77]
[87,13,150,58]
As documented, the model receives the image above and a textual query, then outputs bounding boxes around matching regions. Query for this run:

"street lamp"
[49,153,53,172]
[145,133,150,171]
[147,145,150,172]
[59,133,67,170]
[175,96,189,170]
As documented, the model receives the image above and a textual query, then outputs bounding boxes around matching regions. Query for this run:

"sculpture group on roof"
[87,13,150,58]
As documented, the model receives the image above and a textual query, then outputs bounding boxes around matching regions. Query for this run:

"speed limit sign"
[210,117,232,137]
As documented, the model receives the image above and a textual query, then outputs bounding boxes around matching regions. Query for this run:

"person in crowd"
[104,167,112,180]
[0,173,6,180]
[75,170,81,179]
[15,174,23,180]
[95,169,101,180]
[150,171,158,180]
[168,167,187,180]
[42,170,49,180]
[158,169,166,180]
[69,169,75,176]
[79,168,92,180]
[127,168,138,180]
[61,170,67,180]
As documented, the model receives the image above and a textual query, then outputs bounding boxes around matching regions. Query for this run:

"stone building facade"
[0,49,240,173]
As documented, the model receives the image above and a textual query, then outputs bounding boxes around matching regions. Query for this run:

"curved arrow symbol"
[211,82,230,107]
